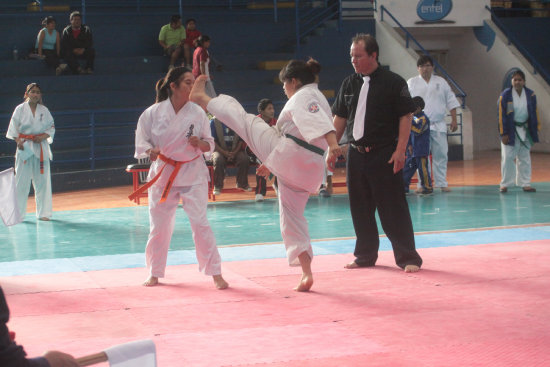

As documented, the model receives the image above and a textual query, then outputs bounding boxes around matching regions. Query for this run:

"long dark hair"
[155,66,192,103]
[278,58,321,87]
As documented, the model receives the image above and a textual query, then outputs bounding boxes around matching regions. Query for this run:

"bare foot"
[143,276,159,286]
[189,75,212,110]
[294,274,313,292]
[39,217,50,221]
[213,274,229,290]
[404,264,420,273]
[344,261,360,269]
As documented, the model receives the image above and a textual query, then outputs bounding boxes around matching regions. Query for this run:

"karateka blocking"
[133,67,228,290]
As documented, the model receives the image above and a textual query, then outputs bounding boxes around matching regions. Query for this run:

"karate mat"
[1,183,550,366]
[2,238,549,367]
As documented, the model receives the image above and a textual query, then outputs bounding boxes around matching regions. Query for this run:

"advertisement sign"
[377,0,490,27]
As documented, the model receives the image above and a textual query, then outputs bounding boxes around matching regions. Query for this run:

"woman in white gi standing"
[190,59,341,291]
[134,67,228,289]
[6,83,55,222]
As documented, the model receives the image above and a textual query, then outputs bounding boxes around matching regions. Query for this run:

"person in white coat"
[6,83,55,222]
[133,67,228,289]
[407,55,460,192]
[190,58,342,292]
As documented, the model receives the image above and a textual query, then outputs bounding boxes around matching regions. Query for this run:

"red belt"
[128,153,200,203]
[18,133,44,174]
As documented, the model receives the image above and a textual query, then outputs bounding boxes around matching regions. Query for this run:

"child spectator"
[184,18,201,67]
[403,96,433,195]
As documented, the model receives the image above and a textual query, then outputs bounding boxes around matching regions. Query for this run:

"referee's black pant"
[346,144,423,269]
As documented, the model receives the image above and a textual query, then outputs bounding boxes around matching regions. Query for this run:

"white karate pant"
[500,141,532,188]
[207,95,313,266]
[146,183,221,278]
[15,154,52,220]
[430,130,449,188]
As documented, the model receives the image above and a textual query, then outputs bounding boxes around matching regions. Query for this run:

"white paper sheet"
[105,339,156,367]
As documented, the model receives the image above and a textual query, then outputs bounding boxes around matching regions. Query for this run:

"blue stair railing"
[486,5,550,86]
[294,0,342,56]
[380,5,466,108]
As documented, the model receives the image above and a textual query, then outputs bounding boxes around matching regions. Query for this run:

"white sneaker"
[213,188,221,195]
[255,194,264,202]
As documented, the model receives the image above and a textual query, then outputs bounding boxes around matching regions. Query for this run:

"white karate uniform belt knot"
[352,76,370,141]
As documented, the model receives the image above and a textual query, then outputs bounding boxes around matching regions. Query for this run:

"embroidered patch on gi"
[308,102,320,113]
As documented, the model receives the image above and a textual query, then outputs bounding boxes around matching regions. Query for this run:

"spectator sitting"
[403,96,433,195]
[61,11,95,75]
[158,14,187,70]
[254,98,277,202]
[35,16,67,76]
[210,117,251,195]
[184,18,201,67]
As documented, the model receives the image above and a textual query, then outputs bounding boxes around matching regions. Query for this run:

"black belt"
[350,142,394,154]
[285,134,325,156]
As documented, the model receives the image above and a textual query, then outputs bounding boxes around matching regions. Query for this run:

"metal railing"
[12,1,282,23]
[486,5,550,86]
[379,5,467,108]
[294,0,341,55]
[0,106,145,172]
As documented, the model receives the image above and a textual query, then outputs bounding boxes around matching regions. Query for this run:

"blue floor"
[1,183,549,276]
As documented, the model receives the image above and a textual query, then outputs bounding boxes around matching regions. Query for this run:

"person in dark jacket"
[61,11,95,74]
[0,286,78,366]
[498,69,540,193]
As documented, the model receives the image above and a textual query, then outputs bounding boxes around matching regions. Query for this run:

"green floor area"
[1,183,549,263]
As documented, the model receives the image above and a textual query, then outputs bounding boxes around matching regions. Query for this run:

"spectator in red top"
[184,18,201,67]
[193,35,216,97]
[61,11,95,74]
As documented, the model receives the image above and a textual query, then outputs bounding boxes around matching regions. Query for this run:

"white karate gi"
[135,99,221,277]
[501,88,532,188]
[407,74,460,188]
[207,83,334,265]
[6,102,55,221]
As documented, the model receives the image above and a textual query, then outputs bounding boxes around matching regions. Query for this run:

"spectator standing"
[158,14,187,70]
[498,69,540,193]
[184,18,201,67]
[35,16,67,76]
[210,118,251,195]
[6,83,55,222]
[332,33,423,273]
[407,55,460,192]
[192,35,216,97]
[403,96,433,195]
[254,98,277,201]
[1,287,79,367]
[61,11,95,75]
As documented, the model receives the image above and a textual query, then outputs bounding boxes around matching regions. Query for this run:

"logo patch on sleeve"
[308,102,320,113]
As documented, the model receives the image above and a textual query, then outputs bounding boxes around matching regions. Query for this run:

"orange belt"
[128,153,200,203]
[19,133,44,174]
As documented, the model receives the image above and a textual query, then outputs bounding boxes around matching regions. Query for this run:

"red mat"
[2,240,550,367]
